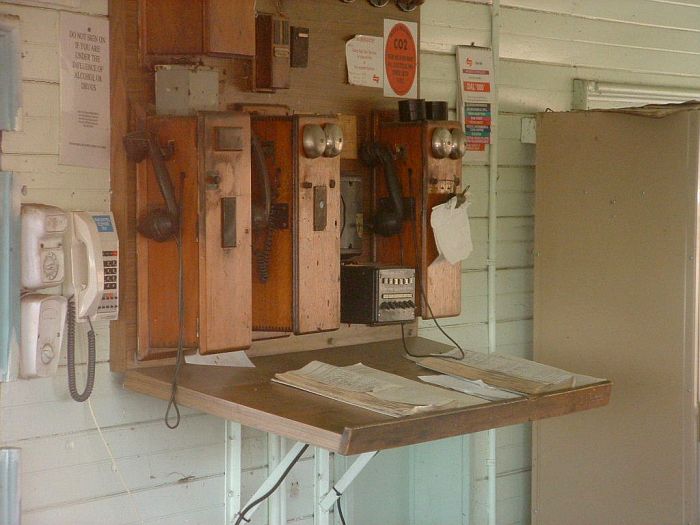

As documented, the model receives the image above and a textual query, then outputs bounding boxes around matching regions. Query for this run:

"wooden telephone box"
[134,112,252,360]
[250,115,342,334]
[373,120,463,319]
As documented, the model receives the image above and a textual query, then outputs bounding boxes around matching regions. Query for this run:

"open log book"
[272,361,488,418]
[413,349,604,396]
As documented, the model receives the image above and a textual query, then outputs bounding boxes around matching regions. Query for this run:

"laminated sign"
[456,46,494,157]
[59,13,110,169]
[383,19,418,99]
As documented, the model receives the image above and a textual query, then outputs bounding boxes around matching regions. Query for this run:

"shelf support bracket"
[233,441,307,524]
[318,451,378,515]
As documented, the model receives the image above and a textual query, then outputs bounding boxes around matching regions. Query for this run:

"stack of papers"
[273,361,487,418]
[418,375,522,401]
[414,349,597,396]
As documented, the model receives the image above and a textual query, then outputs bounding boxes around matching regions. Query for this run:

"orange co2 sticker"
[384,22,417,97]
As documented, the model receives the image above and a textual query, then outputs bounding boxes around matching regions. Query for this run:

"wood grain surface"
[124,338,611,455]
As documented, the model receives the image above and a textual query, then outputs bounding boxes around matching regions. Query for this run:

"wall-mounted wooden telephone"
[250,115,343,335]
[126,112,252,360]
[370,118,468,319]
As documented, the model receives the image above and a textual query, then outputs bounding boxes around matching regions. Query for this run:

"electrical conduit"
[487,1,501,525]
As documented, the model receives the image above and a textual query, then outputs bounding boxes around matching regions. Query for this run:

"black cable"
[340,194,347,238]
[165,172,186,429]
[334,487,347,525]
[402,169,466,361]
[234,444,310,525]
[67,296,96,402]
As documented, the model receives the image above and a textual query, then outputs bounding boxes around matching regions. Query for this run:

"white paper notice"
[383,19,418,99]
[185,351,255,368]
[346,35,384,88]
[59,13,110,169]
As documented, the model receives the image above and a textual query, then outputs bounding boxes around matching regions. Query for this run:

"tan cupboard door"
[533,110,699,525]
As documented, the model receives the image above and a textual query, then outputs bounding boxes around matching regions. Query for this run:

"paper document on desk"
[416,349,582,395]
[273,361,487,418]
[419,375,522,401]
[185,351,255,368]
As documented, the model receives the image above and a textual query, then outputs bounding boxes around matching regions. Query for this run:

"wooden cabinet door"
[141,0,204,56]
[374,121,462,319]
[294,116,341,334]
[136,117,200,361]
[205,0,255,57]
[198,112,252,353]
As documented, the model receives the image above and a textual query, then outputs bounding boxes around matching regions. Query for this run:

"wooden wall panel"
[112,0,420,367]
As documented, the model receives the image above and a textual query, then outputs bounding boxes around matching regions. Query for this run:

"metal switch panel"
[313,185,327,231]
[221,196,237,248]
[215,127,244,151]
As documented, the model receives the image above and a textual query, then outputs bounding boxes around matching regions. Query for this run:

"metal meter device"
[340,264,416,325]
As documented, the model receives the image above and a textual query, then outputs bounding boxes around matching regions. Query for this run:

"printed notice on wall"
[456,46,494,158]
[59,13,110,169]
[346,35,383,89]
[383,19,418,99]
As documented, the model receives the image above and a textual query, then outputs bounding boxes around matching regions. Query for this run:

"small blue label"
[92,215,114,232]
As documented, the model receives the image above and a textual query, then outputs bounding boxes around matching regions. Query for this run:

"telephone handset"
[124,130,180,242]
[360,142,405,237]
[68,212,104,320]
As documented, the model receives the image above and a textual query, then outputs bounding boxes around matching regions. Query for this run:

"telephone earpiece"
[360,143,405,237]
[137,208,178,242]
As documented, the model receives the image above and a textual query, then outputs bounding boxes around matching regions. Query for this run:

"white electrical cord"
[87,399,144,525]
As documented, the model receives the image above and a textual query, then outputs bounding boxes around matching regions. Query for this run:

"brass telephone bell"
[302,124,327,158]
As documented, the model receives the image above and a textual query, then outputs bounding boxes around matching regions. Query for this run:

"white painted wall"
[4,1,700,524]
[417,1,700,524]
[0,2,230,524]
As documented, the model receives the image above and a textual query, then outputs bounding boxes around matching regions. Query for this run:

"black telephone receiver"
[361,143,405,237]
[124,131,179,242]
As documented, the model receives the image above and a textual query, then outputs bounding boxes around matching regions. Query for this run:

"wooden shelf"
[123,338,611,455]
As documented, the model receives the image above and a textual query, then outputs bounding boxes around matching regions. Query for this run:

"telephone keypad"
[97,250,119,319]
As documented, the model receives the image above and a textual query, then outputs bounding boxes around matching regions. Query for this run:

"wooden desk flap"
[123,338,611,455]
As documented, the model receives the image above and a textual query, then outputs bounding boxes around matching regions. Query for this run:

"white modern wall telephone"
[19,204,119,401]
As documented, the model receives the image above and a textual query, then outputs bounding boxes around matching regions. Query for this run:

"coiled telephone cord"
[255,224,275,283]
[67,296,96,402]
